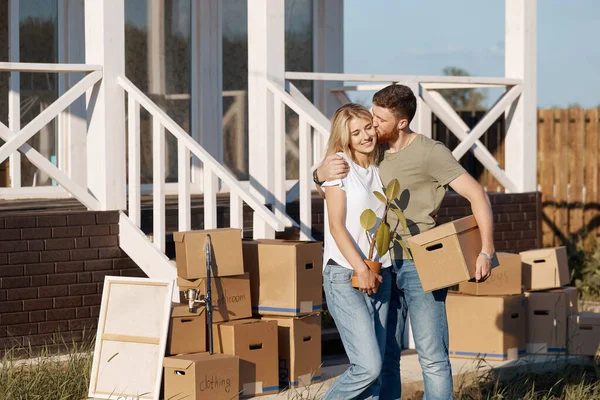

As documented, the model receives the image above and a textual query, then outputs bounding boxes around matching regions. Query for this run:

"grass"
[450,361,600,400]
[0,338,598,400]
[0,333,94,400]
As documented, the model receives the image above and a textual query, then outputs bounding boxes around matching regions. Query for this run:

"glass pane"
[125,0,191,184]
[19,0,59,187]
[222,0,314,180]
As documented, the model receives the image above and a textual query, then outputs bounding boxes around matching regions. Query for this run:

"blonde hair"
[325,103,380,166]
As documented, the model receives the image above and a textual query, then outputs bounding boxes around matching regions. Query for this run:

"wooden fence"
[433,108,600,247]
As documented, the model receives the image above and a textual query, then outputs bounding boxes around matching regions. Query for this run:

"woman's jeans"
[380,259,453,400]
[322,264,391,400]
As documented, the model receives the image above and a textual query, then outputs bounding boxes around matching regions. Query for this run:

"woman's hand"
[356,265,383,295]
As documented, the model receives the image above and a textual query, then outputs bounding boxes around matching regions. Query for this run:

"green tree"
[441,66,487,111]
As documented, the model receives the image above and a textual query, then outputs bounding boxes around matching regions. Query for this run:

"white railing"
[0,62,102,206]
[265,79,332,240]
[118,76,287,252]
[285,72,524,193]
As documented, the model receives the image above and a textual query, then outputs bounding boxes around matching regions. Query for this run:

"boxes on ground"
[166,303,206,356]
[242,239,323,316]
[407,215,499,292]
[457,252,522,296]
[213,318,279,397]
[178,274,252,323]
[163,353,239,400]
[524,287,578,355]
[263,313,322,388]
[520,246,570,291]
[568,312,600,356]
[447,293,526,360]
[174,228,244,279]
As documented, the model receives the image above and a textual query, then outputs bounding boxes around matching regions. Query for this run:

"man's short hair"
[372,84,417,123]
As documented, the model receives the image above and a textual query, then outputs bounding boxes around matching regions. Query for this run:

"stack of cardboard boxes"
[448,252,526,360]
[162,230,324,399]
[521,248,600,356]
[408,216,599,360]
[163,228,252,400]
[243,240,324,389]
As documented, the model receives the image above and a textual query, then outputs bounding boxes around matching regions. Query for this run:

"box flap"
[174,228,241,243]
[163,357,194,369]
[171,303,205,318]
[407,215,477,246]
[519,247,563,261]
[219,318,263,327]
[570,312,600,326]
[177,277,204,289]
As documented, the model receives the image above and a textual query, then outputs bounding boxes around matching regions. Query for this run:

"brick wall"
[0,210,144,356]
[307,191,542,254]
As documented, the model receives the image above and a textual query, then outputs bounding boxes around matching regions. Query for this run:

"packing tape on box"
[507,348,518,360]
[243,381,263,395]
[300,301,313,313]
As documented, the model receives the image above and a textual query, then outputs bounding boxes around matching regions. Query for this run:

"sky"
[343,0,600,109]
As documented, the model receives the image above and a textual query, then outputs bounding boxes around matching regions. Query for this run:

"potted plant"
[352,178,411,288]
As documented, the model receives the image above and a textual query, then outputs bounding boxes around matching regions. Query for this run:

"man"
[314,84,495,400]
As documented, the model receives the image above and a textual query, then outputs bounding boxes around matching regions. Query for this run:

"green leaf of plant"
[373,191,387,205]
[385,179,401,201]
[391,206,408,233]
[375,223,391,257]
[360,209,377,231]
[395,237,412,259]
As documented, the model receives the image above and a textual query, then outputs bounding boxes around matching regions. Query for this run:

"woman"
[321,103,392,399]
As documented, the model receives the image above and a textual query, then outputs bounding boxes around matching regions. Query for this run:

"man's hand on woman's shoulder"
[318,154,350,182]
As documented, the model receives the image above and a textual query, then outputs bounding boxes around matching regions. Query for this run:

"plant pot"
[352,260,383,289]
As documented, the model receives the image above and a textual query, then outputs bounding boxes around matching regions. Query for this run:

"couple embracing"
[317,84,495,400]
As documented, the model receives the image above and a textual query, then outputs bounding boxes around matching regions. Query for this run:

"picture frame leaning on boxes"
[314,84,495,400]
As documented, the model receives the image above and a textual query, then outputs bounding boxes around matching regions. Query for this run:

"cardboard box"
[520,246,570,291]
[242,240,323,316]
[407,215,499,292]
[163,352,239,400]
[166,303,207,356]
[447,293,526,360]
[213,318,279,397]
[525,286,578,355]
[568,312,600,356]
[178,274,252,323]
[457,252,522,296]
[262,313,322,388]
[174,228,244,279]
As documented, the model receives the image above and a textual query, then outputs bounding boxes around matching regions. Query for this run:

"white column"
[248,1,285,239]
[505,0,537,192]
[8,0,21,188]
[313,0,343,119]
[147,0,166,96]
[85,0,126,210]
[191,0,223,187]
[58,0,87,188]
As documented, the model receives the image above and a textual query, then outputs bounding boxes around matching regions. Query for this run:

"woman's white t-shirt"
[322,153,392,271]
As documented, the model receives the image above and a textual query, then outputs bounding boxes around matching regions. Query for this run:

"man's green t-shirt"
[378,134,466,260]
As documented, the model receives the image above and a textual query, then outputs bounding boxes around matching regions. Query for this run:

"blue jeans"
[380,260,453,400]
[323,264,391,400]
